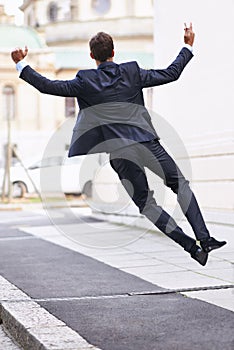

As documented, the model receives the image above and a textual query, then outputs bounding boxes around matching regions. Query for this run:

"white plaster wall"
[153,0,234,139]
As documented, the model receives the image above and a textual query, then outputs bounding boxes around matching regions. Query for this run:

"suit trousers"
[110,140,210,252]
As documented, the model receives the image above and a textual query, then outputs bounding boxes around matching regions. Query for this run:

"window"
[65,97,76,118]
[91,0,111,15]
[70,0,78,20]
[48,2,58,22]
[2,85,15,120]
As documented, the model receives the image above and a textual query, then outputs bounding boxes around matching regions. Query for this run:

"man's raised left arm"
[11,46,82,97]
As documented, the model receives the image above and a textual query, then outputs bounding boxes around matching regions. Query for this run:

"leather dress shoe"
[190,245,208,266]
[200,237,227,253]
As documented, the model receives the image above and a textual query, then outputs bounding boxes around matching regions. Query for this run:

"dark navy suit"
[20,47,192,155]
[20,47,210,252]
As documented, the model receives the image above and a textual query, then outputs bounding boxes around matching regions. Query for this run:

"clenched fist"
[11,46,28,64]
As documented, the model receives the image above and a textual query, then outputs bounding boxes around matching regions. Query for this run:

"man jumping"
[11,23,226,266]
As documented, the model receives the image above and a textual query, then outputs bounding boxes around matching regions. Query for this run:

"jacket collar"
[97,61,117,70]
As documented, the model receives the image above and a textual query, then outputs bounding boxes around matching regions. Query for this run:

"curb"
[0,199,88,212]
[0,276,102,350]
[0,206,22,211]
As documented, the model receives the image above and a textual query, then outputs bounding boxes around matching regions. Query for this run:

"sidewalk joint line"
[1,284,233,304]
[0,236,38,241]
[128,284,234,296]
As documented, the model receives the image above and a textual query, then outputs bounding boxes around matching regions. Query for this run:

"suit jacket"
[20,47,193,156]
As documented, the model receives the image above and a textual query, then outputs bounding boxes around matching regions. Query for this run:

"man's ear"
[90,52,95,59]
[111,50,115,58]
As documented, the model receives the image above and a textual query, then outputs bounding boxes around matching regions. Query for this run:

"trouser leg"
[109,156,196,252]
[143,141,210,241]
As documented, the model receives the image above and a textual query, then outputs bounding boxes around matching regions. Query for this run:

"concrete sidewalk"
[0,207,233,350]
[22,207,234,311]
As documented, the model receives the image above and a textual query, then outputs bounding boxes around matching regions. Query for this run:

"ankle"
[190,243,198,255]
[200,236,211,243]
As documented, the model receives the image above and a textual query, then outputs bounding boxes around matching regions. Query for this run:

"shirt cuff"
[183,44,193,53]
[16,60,28,74]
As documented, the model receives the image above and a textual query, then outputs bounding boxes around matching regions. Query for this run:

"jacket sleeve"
[139,47,193,88]
[20,66,83,97]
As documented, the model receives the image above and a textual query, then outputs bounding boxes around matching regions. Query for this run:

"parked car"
[0,154,98,198]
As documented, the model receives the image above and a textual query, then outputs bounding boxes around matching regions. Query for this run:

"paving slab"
[183,288,234,312]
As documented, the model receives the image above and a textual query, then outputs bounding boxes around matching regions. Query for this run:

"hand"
[184,23,195,46]
[11,46,28,64]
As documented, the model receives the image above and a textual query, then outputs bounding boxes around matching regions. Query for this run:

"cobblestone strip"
[0,276,102,350]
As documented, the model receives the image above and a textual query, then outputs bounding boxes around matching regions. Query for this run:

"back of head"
[89,32,114,62]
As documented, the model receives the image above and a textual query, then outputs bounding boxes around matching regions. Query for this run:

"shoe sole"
[203,242,227,253]
[199,251,208,266]
[191,250,208,266]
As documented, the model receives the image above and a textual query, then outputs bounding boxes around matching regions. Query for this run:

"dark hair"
[89,32,114,62]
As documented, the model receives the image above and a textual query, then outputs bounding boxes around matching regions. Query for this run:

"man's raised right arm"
[139,23,195,88]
